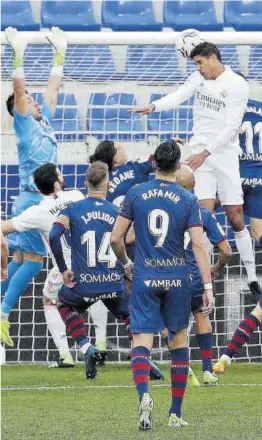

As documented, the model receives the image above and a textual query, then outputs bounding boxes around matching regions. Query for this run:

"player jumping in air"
[214,99,262,373]
[131,42,261,299]
[111,140,213,430]
[1,27,67,348]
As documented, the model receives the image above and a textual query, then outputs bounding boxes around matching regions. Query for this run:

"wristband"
[13,55,24,79]
[123,259,132,269]
[204,282,213,290]
[51,65,63,77]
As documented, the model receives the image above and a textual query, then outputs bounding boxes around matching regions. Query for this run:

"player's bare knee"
[194,312,212,334]
[132,333,153,351]
[169,328,188,350]
[160,328,168,338]
[250,218,262,242]
[43,296,54,307]
[198,199,215,211]
[251,304,262,322]
[13,251,23,264]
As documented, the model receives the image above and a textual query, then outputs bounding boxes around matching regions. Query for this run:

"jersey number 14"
[82,231,117,268]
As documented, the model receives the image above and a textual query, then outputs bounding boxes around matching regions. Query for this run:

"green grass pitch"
[1,363,262,440]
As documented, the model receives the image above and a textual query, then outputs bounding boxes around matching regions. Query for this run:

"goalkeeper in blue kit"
[1,27,67,347]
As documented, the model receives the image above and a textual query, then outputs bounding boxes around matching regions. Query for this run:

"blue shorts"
[8,191,46,255]
[130,275,191,334]
[243,184,262,219]
[59,286,129,319]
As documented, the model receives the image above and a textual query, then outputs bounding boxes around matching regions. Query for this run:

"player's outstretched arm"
[130,74,198,114]
[45,27,68,116]
[5,27,28,116]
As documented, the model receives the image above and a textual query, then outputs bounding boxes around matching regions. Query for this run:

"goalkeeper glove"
[5,27,27,78]
[46,27,68,76]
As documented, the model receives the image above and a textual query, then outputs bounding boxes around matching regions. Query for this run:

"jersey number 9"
[148,209,169,248]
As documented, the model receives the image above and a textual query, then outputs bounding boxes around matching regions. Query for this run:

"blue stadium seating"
[163,1,223,31]
[249,46,262,81]
[148,94,193,140]
[224,0,262,31]
[126,45,181,82]
[2,45,53,83]
[87,93,145,140]
[1,1,40,31]
[41,1,101,31]
[102,0,162,31]
[31,93,85,142]
[64,46,119,82]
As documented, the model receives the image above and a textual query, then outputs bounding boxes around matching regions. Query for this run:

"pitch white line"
[1,383,262,391]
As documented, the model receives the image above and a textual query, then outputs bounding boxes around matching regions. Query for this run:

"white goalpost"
[1,31,262,364]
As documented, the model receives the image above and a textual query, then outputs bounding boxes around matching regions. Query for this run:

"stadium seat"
[126,45,181,82]
[163,1,223,31]
[224,0,262,31]
[1,1,40,31]
[41,1,101,31]
[148,94,193,140]
[87,93,145,140]
[102,0,162,31]
[249,46,262,81]
[31,93,84,142]
[64,45,119,82]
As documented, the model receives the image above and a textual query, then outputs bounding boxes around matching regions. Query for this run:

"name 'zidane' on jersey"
[120,179,202,278]
[57,197,124,295]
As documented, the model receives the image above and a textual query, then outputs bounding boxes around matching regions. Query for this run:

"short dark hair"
[6,93,15,117]
[154,140,181,173]
[34,163,58,195]
[190,42,221,62]
[86,161,109,189]
[6,90,29,117]
[89,140,116,171]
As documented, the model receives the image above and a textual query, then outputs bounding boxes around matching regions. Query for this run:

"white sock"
[234,227,257,283]
[89,300,108,350]
[80,342,91,355]
[44,305,70,357]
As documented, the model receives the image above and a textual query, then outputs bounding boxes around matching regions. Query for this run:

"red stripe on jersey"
[132,362,150,373]
[200,349,212,358]
[233,334,246,344]
[134,375,149,385]
[171,374,188,383]
[172,388,186,397]
[244,317,258,330]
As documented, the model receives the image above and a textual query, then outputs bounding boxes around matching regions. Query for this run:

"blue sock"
[196,333,213,372]
[1,260,43,315]
[1,260,22,296]
[170,347,189,418]
[131,346,150,401]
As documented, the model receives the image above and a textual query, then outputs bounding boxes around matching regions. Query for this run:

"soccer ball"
[176,29,204,59]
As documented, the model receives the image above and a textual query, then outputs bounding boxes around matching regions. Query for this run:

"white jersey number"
[148,209,169,247]
[81,231,117,268]
[241,121,262,154]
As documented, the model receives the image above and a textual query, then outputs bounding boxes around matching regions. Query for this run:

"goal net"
[1,31,262,364]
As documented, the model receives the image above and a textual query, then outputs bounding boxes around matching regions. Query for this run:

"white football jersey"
[152,66,249,156]
[12,190,85,267]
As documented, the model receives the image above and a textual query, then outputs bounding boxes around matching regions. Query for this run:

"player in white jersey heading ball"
[1,163,108,367]
[132,39,260,297]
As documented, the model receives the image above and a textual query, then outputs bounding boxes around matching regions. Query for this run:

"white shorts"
[43,267,63,303]
[194,151,243,206]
